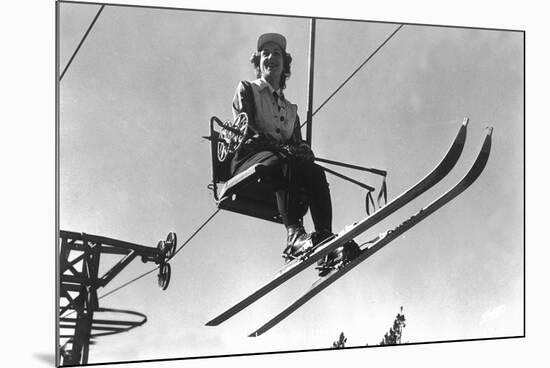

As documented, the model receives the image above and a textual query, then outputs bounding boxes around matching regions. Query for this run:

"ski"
[249,127,493,337]
[206,119,469,327]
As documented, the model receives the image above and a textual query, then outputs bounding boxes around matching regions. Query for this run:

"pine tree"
[329,306,407,347]
[331,332,347,349]
[379,306,406,345]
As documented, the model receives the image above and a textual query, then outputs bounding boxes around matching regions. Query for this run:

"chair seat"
[218,163,266,199]
[217,163,283,223]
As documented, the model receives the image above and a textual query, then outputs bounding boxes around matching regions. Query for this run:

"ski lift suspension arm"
[305,18,316,146]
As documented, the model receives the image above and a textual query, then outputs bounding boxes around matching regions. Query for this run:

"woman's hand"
[281,141,315,162]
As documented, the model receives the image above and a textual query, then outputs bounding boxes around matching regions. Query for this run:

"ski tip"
[248,331,261,338]
[462,117,469,127]
[480,127,493,154]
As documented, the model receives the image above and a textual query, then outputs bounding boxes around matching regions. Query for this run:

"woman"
[230,33,359,274]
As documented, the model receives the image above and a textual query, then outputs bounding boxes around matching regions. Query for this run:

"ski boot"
[316,239,361,277]
[282,225,314,262]
[310,229,335,247]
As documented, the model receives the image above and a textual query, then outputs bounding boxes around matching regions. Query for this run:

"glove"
[281,141,315,163]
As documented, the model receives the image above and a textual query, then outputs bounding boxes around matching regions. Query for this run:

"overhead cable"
[301,24,404,127]
[60,5,105,81]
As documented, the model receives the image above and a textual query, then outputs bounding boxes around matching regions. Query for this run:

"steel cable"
[301,24,404,127]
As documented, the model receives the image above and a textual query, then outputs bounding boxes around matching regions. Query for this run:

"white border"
[4,0,544,367]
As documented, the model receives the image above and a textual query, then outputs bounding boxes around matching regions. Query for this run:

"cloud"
[480,304,507,325]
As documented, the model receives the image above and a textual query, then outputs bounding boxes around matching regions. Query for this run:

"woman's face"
[259,42,284,85]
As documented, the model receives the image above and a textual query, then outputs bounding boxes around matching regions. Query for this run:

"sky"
[57,1,523,365]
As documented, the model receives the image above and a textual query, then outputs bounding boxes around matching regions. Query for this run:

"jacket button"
[280,116,284,122]
[275,128,281,133]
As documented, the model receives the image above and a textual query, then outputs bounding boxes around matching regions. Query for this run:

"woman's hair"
[250,50,293,90]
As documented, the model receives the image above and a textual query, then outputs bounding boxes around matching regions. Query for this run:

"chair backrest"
[208,117,232,184]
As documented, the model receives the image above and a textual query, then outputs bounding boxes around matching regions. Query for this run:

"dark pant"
[233,151,332,232]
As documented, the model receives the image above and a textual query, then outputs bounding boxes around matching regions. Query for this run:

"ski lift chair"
[206,114,307,223]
